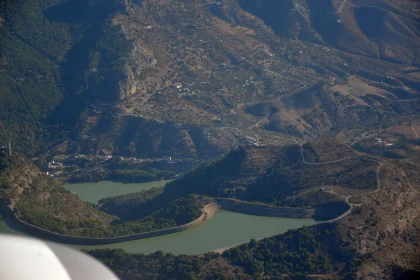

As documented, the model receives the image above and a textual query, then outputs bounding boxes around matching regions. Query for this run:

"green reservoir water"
[63,180,172,204]
[0,215,22,236]
[0,181,316,254]
[76,211,315,255]
[0,212,315,255]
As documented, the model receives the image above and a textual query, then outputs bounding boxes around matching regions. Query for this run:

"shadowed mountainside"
[1,0,420,159]
[90,141,420,279]
[99,140,376,222]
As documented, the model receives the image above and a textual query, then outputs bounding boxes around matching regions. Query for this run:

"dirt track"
[300,145,383,224]
[211,148,384,254]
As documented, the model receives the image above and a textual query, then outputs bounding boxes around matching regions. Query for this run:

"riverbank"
[0,202,215,245]
[209,201,349,254]
[0,199,318,246]
[0,210,316,255]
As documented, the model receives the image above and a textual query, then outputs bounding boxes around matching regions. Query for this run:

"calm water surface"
[0,216,22,236]
[77,211,315,255]
[0,181,316,254]
[0,212,315,255]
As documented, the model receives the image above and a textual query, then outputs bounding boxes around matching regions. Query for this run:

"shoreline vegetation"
[0,147,383,279]
[0,147,358,257]
[0,198,347,247]
[87,224,340,279]
[0,146,356,254]
[0,203,214,245]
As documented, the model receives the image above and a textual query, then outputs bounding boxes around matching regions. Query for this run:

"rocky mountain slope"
[0,152,202,237]
[1,141,418,278]
[334,158,420,279]
[1,1,419,278]
[160,141,377,208]
[1,0,420,160]
[96,139,379,223]
[0,152,115,234]
[90,139,420,279]
[163,139,420,278]
[87,0,420,158]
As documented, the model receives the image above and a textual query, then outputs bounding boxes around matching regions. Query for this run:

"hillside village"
[38,152,196,182]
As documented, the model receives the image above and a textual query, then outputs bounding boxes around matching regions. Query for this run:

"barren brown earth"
[53,0,420,160]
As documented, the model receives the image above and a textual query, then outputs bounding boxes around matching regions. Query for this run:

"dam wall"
[214,199,313,218]
[0,202,217,245]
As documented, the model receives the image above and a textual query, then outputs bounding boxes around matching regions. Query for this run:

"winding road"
[300,145,383,224]
[300,145,355,165]
[411,124,419,139]
[338,0,348,13]
[213,147,384,253]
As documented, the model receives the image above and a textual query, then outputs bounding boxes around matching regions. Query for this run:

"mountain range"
[1,0,419,160]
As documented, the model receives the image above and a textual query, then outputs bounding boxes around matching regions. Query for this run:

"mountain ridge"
[1,0,420,160]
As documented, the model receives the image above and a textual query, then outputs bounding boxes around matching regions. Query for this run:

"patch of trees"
[302,142,321,163]
[0,155,8,170]
[98,187,165,219]
[221,227,336,277]
[87,249,229,280]
[0,0,132,156]
[162,145,377,207]
[238,156,376,206]
[0,0,67,154]
[88,225,349,279]
[163,147,247,199]
[16,187,201,237]
[99,187,164,207]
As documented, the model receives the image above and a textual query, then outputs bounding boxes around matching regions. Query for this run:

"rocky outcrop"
[118,65,137,97]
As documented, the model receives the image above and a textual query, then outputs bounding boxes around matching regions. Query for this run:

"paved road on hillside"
[338,0,348,13]
[299,145,383,224]
[300,145,356,165]
[412,125,419,138]
[213,147,384,254]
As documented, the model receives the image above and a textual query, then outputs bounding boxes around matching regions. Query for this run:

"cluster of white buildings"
[375,138,394,146]
[238,135,262,147]
[172,83,196,96]
[48,161,63,169]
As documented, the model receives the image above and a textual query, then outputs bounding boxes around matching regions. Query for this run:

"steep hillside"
[0,0,131,156]
[103,0,420,149]
[0,152,202,237]
[90,142,420,280]
[331,158,420,279]
[0,152,115,235]
[90,159,420,279]
[161,141,378,207]
[100,140,378,222]
[1,0,420,160]
[0,0,68,153]
[79,0,419,158]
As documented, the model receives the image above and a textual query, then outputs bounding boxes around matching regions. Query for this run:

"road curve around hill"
[212,148,383,254]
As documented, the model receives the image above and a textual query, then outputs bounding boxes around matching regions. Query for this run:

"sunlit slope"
[1,0,419,159]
